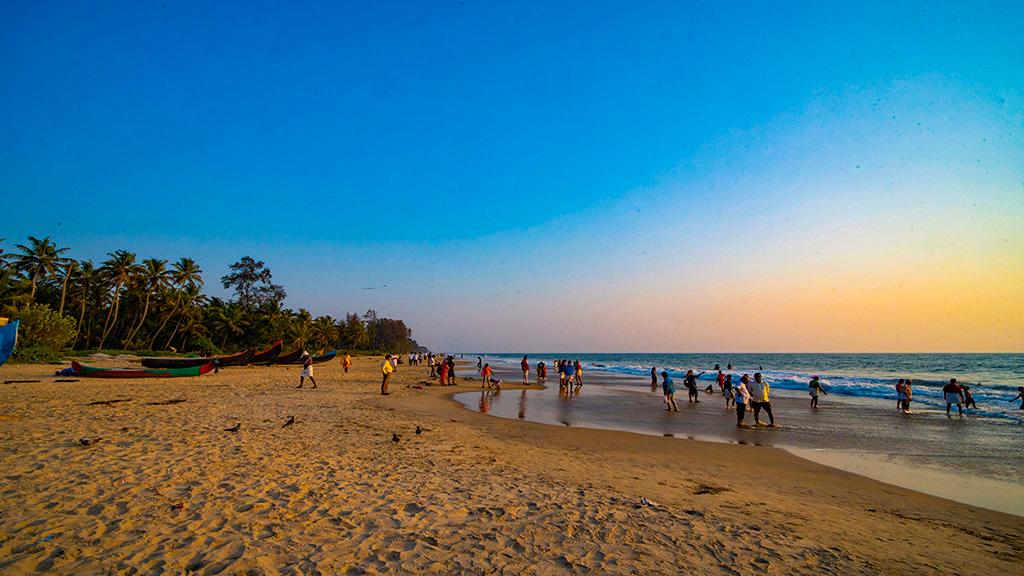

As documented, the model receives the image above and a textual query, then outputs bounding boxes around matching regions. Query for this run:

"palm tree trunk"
[149,293,181,349]
[99,283,122,349]
[165,317,183,350]
[74,298,87,349]
[125,292,151,344]
[58,268,72,315]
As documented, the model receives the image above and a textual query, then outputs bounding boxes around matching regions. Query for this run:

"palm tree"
[71,260,100,348]
[149,257,203,349]
[57,259,79,315]
[124,258,171,345]
[312,315,338,352]
[209,303,248,349]
[12,236,70,302]
[288,309,314,349]
[98,250,139,349]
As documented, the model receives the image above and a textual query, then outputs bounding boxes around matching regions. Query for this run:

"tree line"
[0,236,423,361]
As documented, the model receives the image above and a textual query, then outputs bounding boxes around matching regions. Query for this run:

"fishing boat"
[140,348,254,369]
[248,340,283,364]
[283,350,338,364]
[0,320,18,367]
[270,348,304,365]
[72,360,215,378]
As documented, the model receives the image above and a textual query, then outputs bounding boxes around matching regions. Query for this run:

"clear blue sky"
[2,1,1022,351]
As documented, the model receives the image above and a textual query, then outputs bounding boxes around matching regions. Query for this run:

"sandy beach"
[1,357,1022,575]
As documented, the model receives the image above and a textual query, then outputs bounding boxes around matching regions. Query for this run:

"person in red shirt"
[481,363,492,389]
[521,355,530,384]
[943,378,964,418]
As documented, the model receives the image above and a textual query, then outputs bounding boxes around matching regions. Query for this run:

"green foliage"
[0,240,426,356]
[11,302,78,362]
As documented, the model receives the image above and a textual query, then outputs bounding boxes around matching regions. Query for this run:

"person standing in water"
[651,366,658,389]
[565,361,578,389]
[537,361,546,384]
[962,385,978,410]
[481,363,493,389]
[446,355,456,385]
[723,374,735,409]
[1009,387,1024,410]
[901,379,913,413]
[943,378,964,418]
[735,375,752,427]
[573,359,583,387]
[748,372,775,426]
[684,370,706,403]
[521,355,530,385]
[895,379,906,410]
[661,371,679,412]
[808,375,826,408]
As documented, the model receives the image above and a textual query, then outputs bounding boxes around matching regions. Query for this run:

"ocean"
[473,353,1024,423]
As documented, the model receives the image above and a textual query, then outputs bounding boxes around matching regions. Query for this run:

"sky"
[1,0,1022,352]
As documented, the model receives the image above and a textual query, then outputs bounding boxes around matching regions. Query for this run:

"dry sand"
[0,356,1021,575]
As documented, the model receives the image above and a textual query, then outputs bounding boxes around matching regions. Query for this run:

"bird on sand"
[282,416,295,428]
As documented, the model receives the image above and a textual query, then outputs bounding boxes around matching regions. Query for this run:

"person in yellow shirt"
[342,353,352,374]
[381,355,394,395]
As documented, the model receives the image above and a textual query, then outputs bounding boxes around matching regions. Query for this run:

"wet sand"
[0,356,1022,574]
[467,363,1024,515]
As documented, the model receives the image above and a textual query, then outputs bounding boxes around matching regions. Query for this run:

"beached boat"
[140,348,254,369]
[270,348,304,365]
[0,320,18,367]
[283,350,338,365]
[71,360,215,378]
[248,340,283,364]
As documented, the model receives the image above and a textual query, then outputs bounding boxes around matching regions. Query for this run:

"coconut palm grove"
[0,235,423,362]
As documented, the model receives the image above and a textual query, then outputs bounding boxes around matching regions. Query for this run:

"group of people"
[656,367,777,427]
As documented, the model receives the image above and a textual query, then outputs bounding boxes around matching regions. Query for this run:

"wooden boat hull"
[72,360,214,378]
[270,348,304,365]
[0,320,18,368]
[248,340,283,364]
[283,350,337,365]
[141,349,253,369]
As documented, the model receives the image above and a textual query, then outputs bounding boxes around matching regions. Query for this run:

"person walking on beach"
[481,363,493,389]
[943,378,964,418]
[651,366,658,389]
[735,375,752,427]
[895,379,906,410]
[573,360,583,387]
[661,371,679,412]
[446,355,456,385]
[428,354,436,378]
[297,351,318,389]
[380,355,394,395]
[477,356,483,371]
[342,353,352,374]
[1010,387,1024,410]
[438,356,450,385]
[717,370,726,395]
[723,374,735,409]
[749,372,775,426]
[901,379,913,413]
[808,375,826,408]
[521,355,530,384]
[684,370,705,403]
